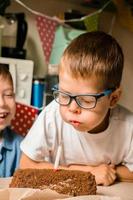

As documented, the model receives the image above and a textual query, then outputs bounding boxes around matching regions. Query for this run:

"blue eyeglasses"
[52,86,115,109]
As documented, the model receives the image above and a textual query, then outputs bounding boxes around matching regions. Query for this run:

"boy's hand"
[68,163,117,186]
[91,164,117,186]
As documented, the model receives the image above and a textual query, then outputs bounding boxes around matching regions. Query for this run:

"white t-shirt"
[20,101,133,171]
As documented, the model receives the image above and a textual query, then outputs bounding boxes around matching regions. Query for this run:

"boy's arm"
[116,165,133,182]
[19,154,116,186]
[67,163,117,186]
[19,153,54,169]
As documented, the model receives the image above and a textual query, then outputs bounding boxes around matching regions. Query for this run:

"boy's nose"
[68,99,81,113]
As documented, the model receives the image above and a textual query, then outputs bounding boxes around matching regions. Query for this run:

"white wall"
[5,0,133,111]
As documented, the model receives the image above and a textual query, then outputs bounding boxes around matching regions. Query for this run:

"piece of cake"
[9,168,97,196]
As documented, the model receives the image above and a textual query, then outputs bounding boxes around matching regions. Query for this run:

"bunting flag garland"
[65,10,101,32]
[15,0,112,64]
[36,15,59,63]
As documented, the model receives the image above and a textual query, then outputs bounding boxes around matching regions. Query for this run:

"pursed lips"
[70,120,81,126]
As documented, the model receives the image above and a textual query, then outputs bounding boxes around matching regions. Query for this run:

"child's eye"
[4,93,15,98]
[61,94,69,99]
[79,96,95,103]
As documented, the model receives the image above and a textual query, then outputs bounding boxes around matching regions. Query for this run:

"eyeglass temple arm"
[96,89,115,100]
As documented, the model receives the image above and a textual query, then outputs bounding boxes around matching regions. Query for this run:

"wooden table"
[0,178,133,200]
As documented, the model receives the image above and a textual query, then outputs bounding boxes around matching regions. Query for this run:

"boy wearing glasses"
[0,64,23,177]
[20,31,133,186]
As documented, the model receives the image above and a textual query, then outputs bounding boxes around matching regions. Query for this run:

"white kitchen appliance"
[0,57,34,105]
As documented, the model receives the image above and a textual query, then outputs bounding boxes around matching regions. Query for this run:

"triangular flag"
[36,15,59,63]
[84,11,100,31]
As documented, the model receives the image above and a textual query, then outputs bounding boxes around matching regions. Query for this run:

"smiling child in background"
[0,64,23,177]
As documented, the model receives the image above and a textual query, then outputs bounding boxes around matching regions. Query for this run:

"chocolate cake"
[10,168,97,196]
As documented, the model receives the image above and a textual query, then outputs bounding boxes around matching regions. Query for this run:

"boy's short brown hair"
[59,31,124,90]
[0,63,13,86]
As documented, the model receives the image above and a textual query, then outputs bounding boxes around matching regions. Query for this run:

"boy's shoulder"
[2,127,23,151]
[38,100,62,125]
[4,127,23,141]
[111,104,133,122]
[42,100,60,116]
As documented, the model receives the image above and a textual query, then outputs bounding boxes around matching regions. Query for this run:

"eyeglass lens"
[53,91,96,109]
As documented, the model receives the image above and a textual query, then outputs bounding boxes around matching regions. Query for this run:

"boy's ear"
[109,87,122,108]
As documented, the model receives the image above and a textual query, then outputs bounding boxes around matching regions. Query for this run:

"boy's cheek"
[60,106,67,121]
[9,102,16,120]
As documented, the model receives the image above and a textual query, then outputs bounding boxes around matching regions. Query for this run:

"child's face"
[59,71,118,133]
[0,76,16,131]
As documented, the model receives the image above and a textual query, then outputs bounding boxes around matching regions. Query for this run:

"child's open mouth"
[0,112,8,119]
